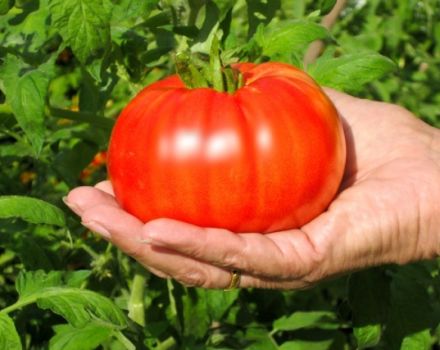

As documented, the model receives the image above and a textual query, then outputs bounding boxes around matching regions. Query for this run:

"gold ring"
[224,270,241,291]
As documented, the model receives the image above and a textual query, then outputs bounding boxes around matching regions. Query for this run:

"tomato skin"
[108,62,346,233]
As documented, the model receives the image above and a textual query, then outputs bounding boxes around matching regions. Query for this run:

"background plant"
[0,0,439,349]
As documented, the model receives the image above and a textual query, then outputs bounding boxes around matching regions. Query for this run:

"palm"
[66,90,440,289]
[299,90,440,284]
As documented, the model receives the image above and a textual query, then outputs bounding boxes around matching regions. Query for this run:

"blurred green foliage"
[0,0,439,349]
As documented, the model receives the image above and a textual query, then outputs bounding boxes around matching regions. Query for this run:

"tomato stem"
[174,36,243,93]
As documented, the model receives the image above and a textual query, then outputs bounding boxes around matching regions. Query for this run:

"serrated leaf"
[0,196,66,227]
[0,142,34,158]
[307,52,396,93]
[273,311,339,332]
[111,0,158,22]
[64,270,92,288]
[16,270,63,298]
[49,323,113,350]
[0,55,55,155]
[37,289,127,328]
[50,0,112,63]
[181,287,239,340]
[353,325,381,349]
[0,313,22,350]
[14,271,126,329]
[260,21,329,60]
[2,1,51,53]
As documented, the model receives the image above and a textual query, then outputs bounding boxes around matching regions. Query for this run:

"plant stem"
[304,0,347,65]
[114,331,136,350]
[174,36,243,93]
[128,272,146,326]
[156,336,177,350]
[49,107,114,131]
[1,296,37,315]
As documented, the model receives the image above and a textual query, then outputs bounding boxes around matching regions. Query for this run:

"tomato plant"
[1,0,439,349]
[108,61,346,233]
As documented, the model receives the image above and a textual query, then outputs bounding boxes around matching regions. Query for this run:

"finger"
[65,186,119,216]
[80,205,314,289]
[95,180,115,196]
[142,219,323,280]
[79,205,231,288]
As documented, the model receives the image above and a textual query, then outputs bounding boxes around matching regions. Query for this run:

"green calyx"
[175,36,244,94]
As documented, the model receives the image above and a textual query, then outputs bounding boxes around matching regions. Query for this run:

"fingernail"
[81,220,111,239]
[62,196,80,212]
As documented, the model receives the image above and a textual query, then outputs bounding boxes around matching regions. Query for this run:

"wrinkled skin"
[65,89,440,289]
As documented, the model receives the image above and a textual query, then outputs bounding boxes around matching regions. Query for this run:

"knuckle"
[175,269,207,288]
[219,235,249,269]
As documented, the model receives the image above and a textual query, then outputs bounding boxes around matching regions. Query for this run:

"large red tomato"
[107,62,346,233]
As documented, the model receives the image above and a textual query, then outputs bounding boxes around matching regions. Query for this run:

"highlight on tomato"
[107,55,346,233]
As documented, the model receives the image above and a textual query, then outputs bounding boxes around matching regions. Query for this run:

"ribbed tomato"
[107,62,346,233]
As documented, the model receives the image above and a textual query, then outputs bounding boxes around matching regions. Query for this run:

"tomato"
[107,62,346,233]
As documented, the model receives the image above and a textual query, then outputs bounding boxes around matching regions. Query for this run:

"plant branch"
[49,107,114,131]
[0,296,36,315]
[304,0,348,66]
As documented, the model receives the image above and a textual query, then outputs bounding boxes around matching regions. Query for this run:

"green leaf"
[0,55,55,155]
[49,323,113,350]
[246,0,281,38]
[259,21,329,61]
[53,140,98,186]
[205,289,239,320]
[212,0,235,21]
[400,329,431,350]
[244,326,278,350]
[111,0,158,23]
[279,339,333,350]
[0,196,66,227]
[273,311,339,332]
[0,0,13,15]
[16,270,63,298]
[348,268,391,348]
[0,142,34,158]
[14,271,127,329]
[65,270,92,288]
[318,0,337,16]
[277,330,346,349]
[0,313,22,350]
[50,0,112,63]
[384,265,435,349]
[2,1,52,53]
[353,325,381,350]
[307,52,396,93]
[37,289,127,329]
[182,289,210,340]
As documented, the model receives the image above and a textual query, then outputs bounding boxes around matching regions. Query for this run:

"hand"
[65,89,440,289]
